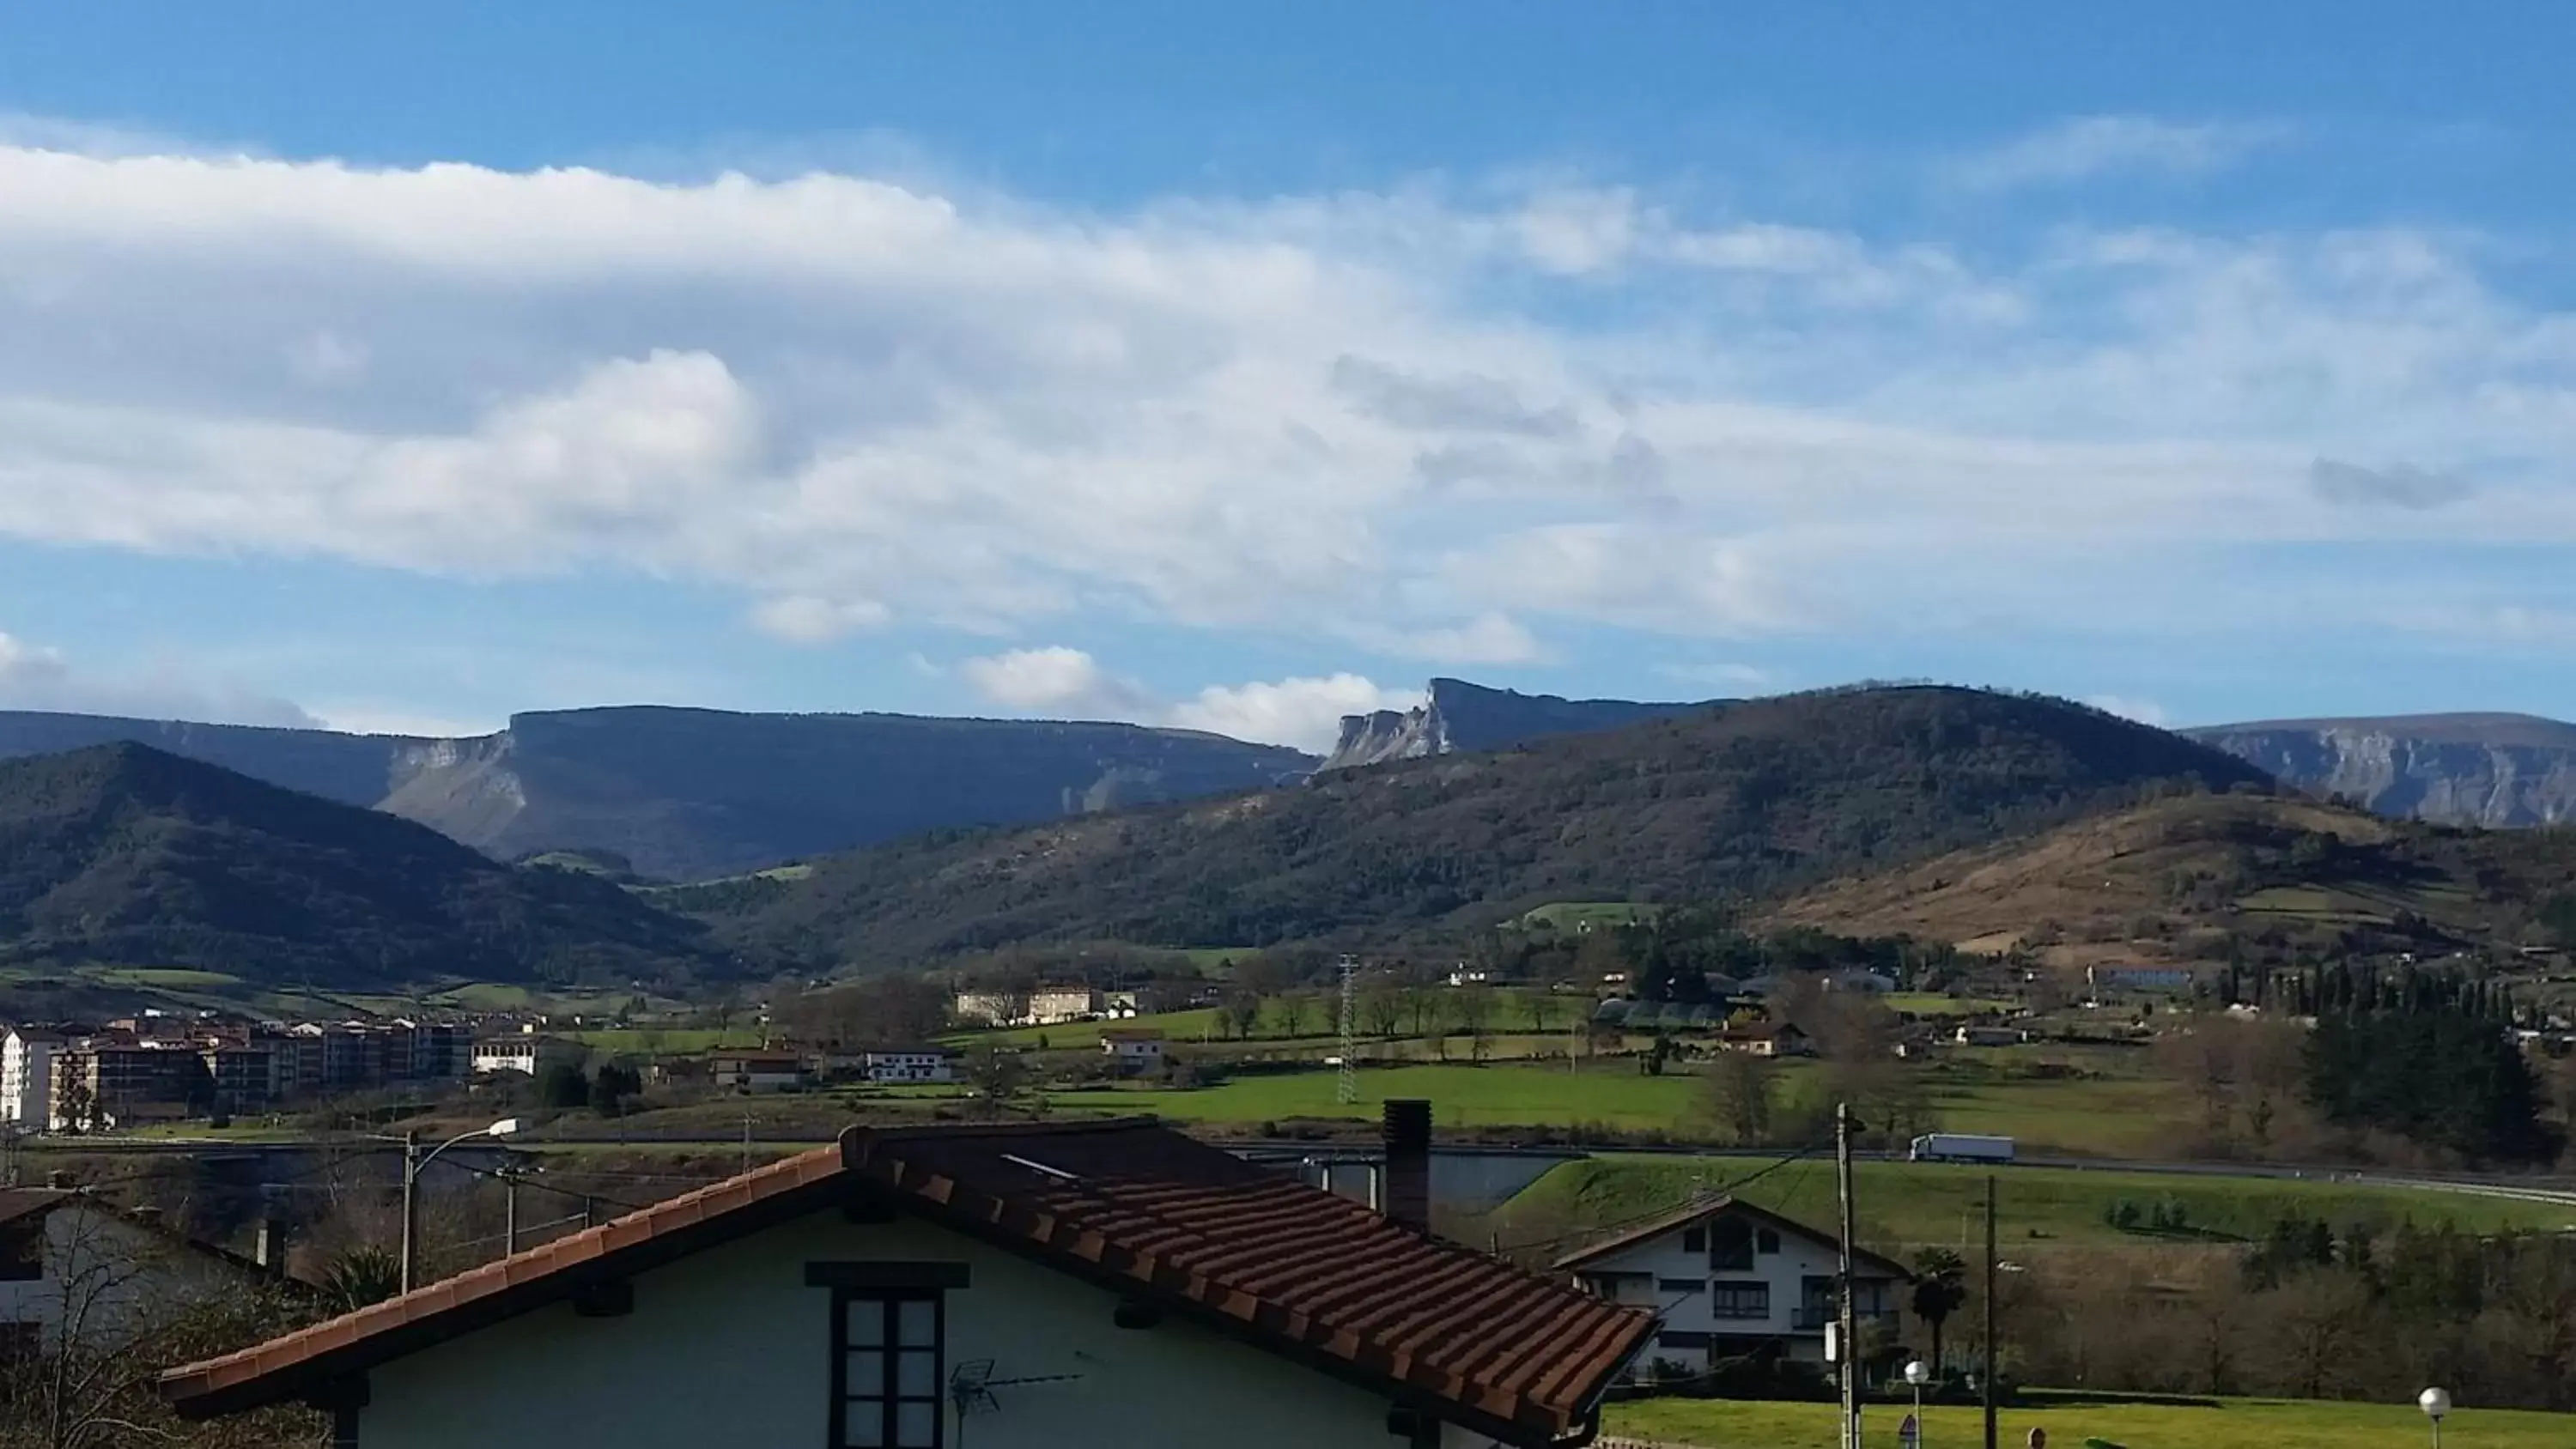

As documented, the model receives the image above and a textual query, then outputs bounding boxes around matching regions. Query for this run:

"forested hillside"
[709,686,2277,963]
[0,744,715,984]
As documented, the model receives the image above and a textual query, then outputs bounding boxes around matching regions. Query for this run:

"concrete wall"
[361,1207,1522,1448]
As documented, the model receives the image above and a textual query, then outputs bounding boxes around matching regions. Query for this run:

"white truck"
[1909,1133,2015,1164]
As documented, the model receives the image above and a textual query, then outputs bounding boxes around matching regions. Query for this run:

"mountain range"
[2180,713,2576,827]
[704,686,2274,963]
[0,707,1309,882]
[0,743,713,985]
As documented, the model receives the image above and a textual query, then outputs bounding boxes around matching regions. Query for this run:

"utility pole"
[1983,1174,1999,1449]
[502,1169,520,1256]
[398,1129,420,1294]
[1837,1102,1861,1449]
[741,1111,753,1177]
[1336,955,1358,1106]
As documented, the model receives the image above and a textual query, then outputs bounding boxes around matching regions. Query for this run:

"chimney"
[254,1219,288,1275]
[1382,1099,1431,1234]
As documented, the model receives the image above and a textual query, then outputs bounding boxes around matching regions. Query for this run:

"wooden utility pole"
[1837,1102,1861,1449]
[1983,1173,1999,1449]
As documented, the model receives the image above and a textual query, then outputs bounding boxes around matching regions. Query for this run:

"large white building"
[1557,1196,1908,1370]
[1,1028,63,1128]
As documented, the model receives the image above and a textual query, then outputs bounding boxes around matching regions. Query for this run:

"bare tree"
[1523,991,1557,1035]
[1221,990,1263,1042]
[1361,977,1404,1040]
[1273,991,1314,1040]
[1,1203,323,1449]
[1702,1050,1777,1146]
[1456,984,1497,1062]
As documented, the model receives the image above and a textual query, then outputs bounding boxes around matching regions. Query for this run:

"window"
[1709,1216,1754,1271]
[1709,1282,1770,1319]
[834,1291,944,1449]
[0,1222,41,1282]
[1756,1228,1781,1255]
[1680,1227,1706,1253]
[1656,1277,1702,1294]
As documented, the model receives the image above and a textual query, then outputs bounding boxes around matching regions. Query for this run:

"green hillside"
[707,686,2275,962]
[0,743,716,985]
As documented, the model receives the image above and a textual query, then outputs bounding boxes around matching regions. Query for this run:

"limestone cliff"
[1319,677,1725,772]
[2184,712,2576,827]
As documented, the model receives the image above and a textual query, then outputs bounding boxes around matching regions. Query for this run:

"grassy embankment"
[1607,1393,2573,1448]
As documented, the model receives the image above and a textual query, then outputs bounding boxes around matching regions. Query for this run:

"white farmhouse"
[1100,1028,1167,1075]
[860,1048,958,1084]
[471,1036,580,1077]
[3,1189,303,1360]
[161,1119,1651,1448]
[1557,1196,1909,1370]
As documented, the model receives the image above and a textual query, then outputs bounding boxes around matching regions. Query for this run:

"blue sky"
[5,3,2576,749]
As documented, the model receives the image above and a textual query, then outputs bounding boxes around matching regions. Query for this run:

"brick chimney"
[1382,1098,1431,1234]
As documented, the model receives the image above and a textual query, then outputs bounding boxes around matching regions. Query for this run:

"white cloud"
[2087,694,2172,728]
[1168,674,1423,753]
[957,647,1154,718]
[1952,116,2292,191]
[0,135,2573,681]
[749,595,893,644]
[953,646,1413,753]
[0,629,319,727]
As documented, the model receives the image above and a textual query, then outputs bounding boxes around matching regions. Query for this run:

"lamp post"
[2419,1387,2450,1449]
[398,1119,520,1294]
[1905,1359,1931,1447]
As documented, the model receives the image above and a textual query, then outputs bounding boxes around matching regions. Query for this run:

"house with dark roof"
[162,1112,1653,1448]
[1555,1196,1906,1373]
[3,1187,302,1363]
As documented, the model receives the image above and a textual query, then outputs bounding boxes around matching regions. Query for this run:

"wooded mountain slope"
[0,744,714,984]
[1765,790,2576,971]
[709,686,2277,963]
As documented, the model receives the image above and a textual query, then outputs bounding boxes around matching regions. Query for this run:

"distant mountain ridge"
[0,707,1312,882]
[1320,677,1724,771]
[0,743,710,984]
[711,686,2276,962]
[2185,712,2576,828]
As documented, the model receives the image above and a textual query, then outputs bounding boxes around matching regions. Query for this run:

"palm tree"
[1910,1247,1969,1374]
[318,1245,403,1315]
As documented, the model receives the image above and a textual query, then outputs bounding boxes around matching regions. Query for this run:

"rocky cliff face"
[1319,677,1725,772]
[0,706,1312,880]
[2184,713,2576,827]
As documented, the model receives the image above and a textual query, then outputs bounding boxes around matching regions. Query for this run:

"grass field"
[1607,1393,2574,1448]
[1495,1155,2576,1253]
[1885,993,2012,1016]
[1048,1061,1700,1130]
[561,1028,766,1055]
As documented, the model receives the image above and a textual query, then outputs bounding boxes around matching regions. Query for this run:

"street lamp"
[398,1119,520,1293]
[2419,1387,2451,1449]
[1903,1359,1931,1447]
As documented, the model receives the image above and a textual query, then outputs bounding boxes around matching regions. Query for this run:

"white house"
[1557,1196,1908,1370]
[471,1036,580,1077]
[161,1119,1652,1448]
[861,1048,958,1084]
[3,1189,302,1361]
[952,985,1103,1028]
[2,1028,63,1127]
[1101,1028,1167,1074]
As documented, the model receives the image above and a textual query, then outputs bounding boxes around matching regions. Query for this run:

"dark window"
[1710,1216,1754,1271]
[0,1320,38,1363]
[1680,1227,1706,1253]
[833,1290,944,1449]
[1756,1228,1781,1255]
[0,1222,40,1283]
[1656,1277,1702,1294]
[1709,1281,1771,1319]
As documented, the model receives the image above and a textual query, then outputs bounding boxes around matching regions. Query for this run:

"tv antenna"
[948,1359,1086,1448]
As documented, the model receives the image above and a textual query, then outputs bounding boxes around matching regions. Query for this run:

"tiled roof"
[1553,1193,1913,1281]
[161,1119,1651,1445]
[0,1187,68,1228]
[846,1120,1650,1442]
